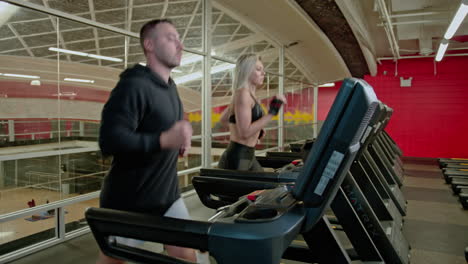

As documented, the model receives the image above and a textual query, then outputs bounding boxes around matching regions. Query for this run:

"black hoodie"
[99,64,183,215]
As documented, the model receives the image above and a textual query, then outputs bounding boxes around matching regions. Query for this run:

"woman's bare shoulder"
[234,87,253,100]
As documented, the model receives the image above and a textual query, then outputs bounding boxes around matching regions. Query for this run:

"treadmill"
[289,140,314,152]
[254,140,314,170]
[196,102,410,264]
[443,168,468,184]
[85,77,380,264]
[195,81,409,263]
[376,121,406,184]
[451,179,468,194]
[443,168,468,185]
[460,189,468,209]
[198,102,406,220]
[438,158,468,167]
[439,159,468,179]
[442,163,468,169]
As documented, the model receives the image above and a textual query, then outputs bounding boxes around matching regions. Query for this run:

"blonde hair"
[232,54,261,91]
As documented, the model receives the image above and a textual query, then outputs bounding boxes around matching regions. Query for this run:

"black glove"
[268,97,283,115]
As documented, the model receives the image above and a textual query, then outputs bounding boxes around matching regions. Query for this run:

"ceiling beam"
[7,24,34,57]
[181,0,201,43]
[87,0,102,66]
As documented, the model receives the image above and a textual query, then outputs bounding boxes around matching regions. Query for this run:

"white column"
[313,84,318,139]
[0,161,4,189]
[15,160,18,186]
[277,46,284,150]
[8,120,14,142]
[79,121,85,137]
[201,0,212,168]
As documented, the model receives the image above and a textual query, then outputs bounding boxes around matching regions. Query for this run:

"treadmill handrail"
[200,168,298,183]
[86,207,211,250]
[192,176,282,209]
[86,205,307,264]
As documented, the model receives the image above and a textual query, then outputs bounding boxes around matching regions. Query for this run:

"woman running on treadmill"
[218,53,286,171]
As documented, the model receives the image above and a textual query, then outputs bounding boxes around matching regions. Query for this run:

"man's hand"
[160,120,193,156]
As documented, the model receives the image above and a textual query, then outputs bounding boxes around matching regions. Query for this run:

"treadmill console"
[212,185,297,223]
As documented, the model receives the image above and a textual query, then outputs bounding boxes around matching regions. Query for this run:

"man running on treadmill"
[97,19,198,264]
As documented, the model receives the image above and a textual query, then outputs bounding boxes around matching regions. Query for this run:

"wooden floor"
[400,157,468,264]
[0,187,99,245]
[6,157,468,264]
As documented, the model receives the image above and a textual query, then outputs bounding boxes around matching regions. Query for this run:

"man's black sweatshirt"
[99,64,183,215]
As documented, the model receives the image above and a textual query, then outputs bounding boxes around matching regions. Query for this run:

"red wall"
[317,83,340,121]
[362,57,468,158]
[3,56,468,159]
[0,81,110,139]
[13,119,52,140]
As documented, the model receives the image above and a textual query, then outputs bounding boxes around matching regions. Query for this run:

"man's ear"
[143,38,153,53]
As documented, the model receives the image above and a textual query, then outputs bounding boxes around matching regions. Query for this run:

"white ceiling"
[1,0,467,112]
[0,0,316,101]
[341,0,468,60]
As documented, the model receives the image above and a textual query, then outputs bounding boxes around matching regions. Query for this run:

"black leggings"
[218,141,263,172]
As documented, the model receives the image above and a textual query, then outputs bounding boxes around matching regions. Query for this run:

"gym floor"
[10,157,468,264]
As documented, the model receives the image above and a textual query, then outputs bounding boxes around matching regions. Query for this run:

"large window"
[0,0,317,261]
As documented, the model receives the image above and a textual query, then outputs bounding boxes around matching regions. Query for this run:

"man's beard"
[156,53,180,69]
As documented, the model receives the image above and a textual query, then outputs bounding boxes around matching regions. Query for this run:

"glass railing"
[0,119,100,145]
[0,166,201,263]
[0,119,316,262]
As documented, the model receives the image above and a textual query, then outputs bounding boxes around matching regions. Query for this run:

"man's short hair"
[139,19,173,53]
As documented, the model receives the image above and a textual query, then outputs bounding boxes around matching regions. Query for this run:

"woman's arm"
[219,105,231,127]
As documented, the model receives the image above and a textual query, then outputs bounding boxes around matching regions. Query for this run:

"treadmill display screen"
[292,78,379,209]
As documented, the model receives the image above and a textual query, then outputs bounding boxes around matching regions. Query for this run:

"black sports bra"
[229,102,264,124]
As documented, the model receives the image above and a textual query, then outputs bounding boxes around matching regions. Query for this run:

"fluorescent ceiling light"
[444,0,468,39]
[0,1,11,11]
[174,72,203,84]
[0,2,19,28]
[30,80,41,86]
[319,83,335,87]
[88,54,122,62]
[211,63,236,74]
[0,73,40,79]
[178,50,218,66]
[180,54,203,66]
[435,39,449,61]
[139,62,181,73]
[49,47,123,62]
[174,63,235,84]
[52,92,77,97]
[49,47,87,56]
[64,78,95,84]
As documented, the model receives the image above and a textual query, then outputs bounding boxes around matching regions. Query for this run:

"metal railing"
[0,165,203,263]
